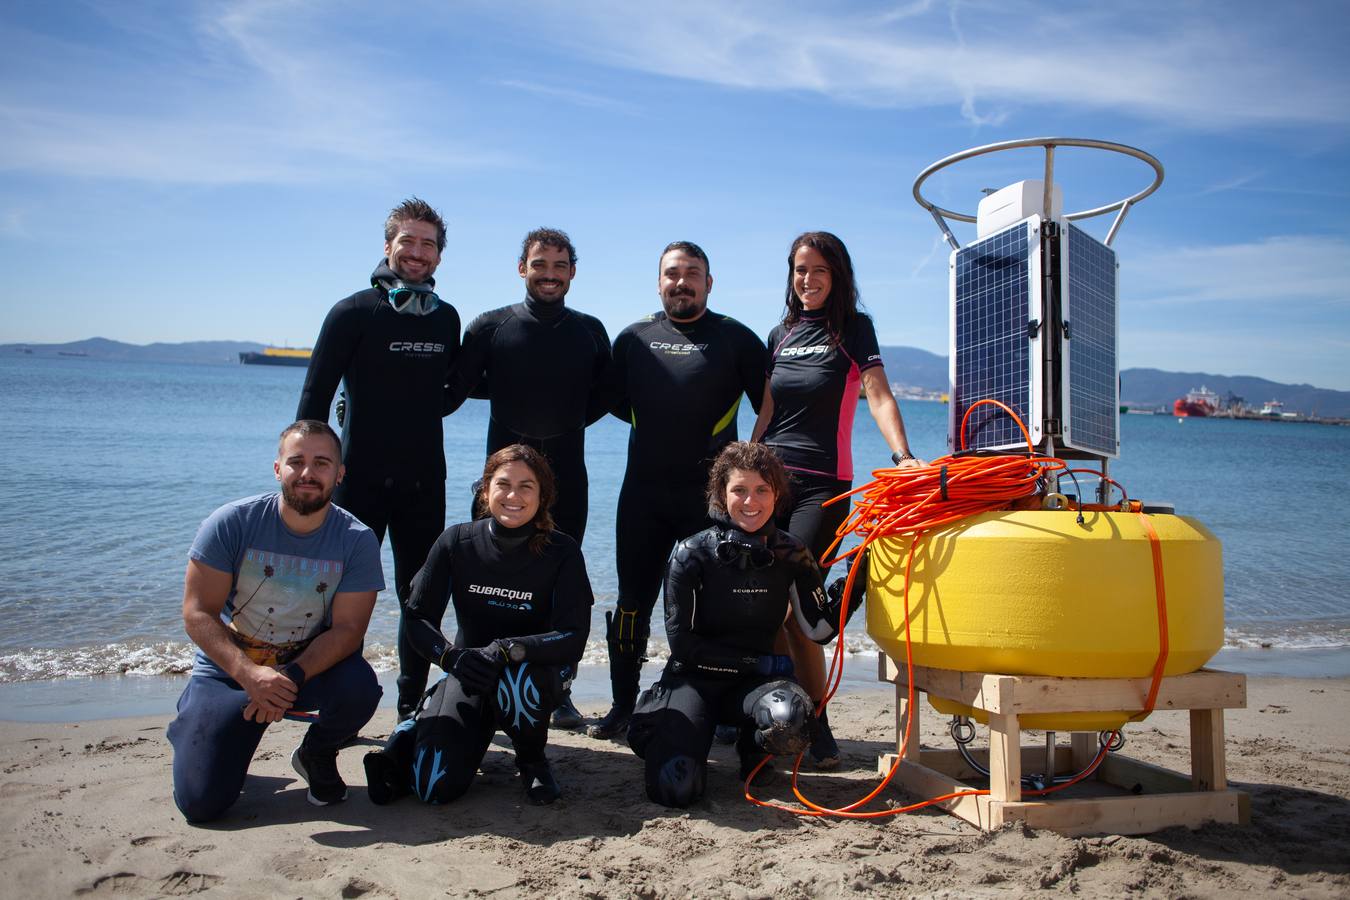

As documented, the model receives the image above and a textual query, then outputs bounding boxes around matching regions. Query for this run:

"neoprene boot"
[518,757,561,805]
[587,649,643,739]
[810,705,841,770]
[551,690,583,729]
[736,726,776,784]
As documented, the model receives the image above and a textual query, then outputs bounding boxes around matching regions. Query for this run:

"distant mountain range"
[5,337,1348,418]
[2,337,272,365]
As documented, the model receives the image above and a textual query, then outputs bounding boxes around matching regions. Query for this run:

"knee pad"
[746,680,815,756]
[647,754,706,808]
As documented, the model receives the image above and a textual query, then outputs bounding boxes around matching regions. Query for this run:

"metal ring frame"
[912,137,1164,249]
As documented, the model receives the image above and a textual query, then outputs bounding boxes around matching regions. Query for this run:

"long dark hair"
[476,444,557,554]
[781,231,861,339]
[706,441,790,518]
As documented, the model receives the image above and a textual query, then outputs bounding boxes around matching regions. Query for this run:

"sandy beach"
[2,674,1348,898]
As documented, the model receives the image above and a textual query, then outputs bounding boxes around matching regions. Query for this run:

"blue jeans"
[167,652,381,823]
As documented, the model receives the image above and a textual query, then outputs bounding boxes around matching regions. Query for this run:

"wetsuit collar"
[488,517,534,551]
[372,260,441,316]
[710,511,778,569]
[800,307,828,322]
[524,293,567,321]
[709,510,777,543]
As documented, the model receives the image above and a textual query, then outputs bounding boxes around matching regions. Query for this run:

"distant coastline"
[5,337,1350,418]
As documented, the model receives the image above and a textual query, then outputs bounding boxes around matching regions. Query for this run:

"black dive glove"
[449,642,509,695]
[825,550,870,630]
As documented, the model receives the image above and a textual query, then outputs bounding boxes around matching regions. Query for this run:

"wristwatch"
[280,661,307,688]
[891,450,916,465]
[502,640,527,664]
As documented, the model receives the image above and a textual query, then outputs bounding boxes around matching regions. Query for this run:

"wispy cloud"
[1129,235,1350,307]
[491,1,1349,128]
[0,1,510,184]
[495,79,641,116]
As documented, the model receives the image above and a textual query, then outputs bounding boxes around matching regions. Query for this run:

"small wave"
[7,628,1345,684]
[0,634,887,683]
[0,642,196,682]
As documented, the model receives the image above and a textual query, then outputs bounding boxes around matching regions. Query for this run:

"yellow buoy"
[865,509,1223,730]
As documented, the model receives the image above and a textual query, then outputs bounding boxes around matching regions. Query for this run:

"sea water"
[1,355,1348,698]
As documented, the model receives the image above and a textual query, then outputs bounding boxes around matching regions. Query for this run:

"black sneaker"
[291,742,348,806]
[363,750,400,806]
[551,693,583,730]
[713,724,738,745]
[518,759,561,805]
[585,705,631,739]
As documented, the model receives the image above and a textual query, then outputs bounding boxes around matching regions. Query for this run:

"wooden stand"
[877,655,1250,836]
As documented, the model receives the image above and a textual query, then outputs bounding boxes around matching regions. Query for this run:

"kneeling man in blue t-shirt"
[167,419,385,823]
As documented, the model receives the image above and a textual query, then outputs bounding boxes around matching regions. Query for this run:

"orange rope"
[743,399,1167,818]
[1130,512,1170,720]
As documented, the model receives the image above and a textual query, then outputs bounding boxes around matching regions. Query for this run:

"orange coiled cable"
[745,399,1093,817]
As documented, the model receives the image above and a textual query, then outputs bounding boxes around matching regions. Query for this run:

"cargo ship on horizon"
[1173,385,1219,417]
[238,346,311,367]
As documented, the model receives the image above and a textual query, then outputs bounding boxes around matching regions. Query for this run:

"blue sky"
[2,0,1347,388]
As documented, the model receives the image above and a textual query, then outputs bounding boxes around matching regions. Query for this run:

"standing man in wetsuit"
[446,227,610,729]
[588,241,767,739]
[296,198,461,721]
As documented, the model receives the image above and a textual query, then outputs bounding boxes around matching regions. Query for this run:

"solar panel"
[948,216,1044,452]
[1061,223,1119,457]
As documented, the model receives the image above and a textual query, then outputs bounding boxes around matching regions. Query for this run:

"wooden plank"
[997,790,1247,836]
[878,652,899,684]
[894,681,923,761]
[1189,708,1227,791]
[987,709,1022,803]
[1097,754,1194,794]
[900,665,1246,715]
[992,670,1247,714]
[922,746,1079,782]
[879,753,996,830]
[1071,732,1096,771]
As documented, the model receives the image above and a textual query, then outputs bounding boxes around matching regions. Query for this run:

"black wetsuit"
[605,311,766,710]
[627,517,840,807]
[761,309,884,569]
[448,295,611,546]
[386,518,593,804]
[296,260,461,716]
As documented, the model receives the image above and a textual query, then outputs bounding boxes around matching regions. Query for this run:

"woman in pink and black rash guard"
[751,231,922,769]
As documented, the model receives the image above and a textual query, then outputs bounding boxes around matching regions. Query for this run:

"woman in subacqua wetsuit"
[626,441,864,808]
[363,444,593,806]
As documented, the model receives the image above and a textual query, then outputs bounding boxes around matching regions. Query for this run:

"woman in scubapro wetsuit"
[750,231,922,770]
[626,441,865,808]
[363,444,593,806]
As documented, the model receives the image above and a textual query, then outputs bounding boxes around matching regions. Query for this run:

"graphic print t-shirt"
[187,493,384,677]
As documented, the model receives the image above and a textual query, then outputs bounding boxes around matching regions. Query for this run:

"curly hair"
[781,230,861,338]
[476,444,557,554]
[706,441,790,518]
[519,227,577,266]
